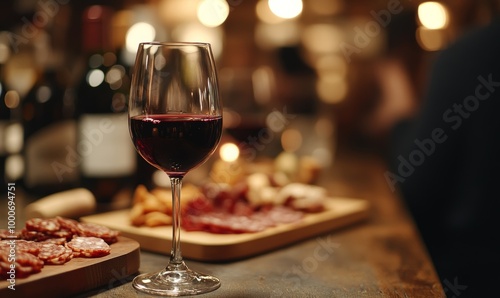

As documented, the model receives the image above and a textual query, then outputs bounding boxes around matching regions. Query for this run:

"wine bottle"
[75,5,137,204]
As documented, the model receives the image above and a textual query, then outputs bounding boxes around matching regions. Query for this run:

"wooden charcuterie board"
[0,236,140,298]
[81,197,369,261]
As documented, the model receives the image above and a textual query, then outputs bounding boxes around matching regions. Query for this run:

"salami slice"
[0,261,38,279]
[49,228,73,240]
[182,206,303,234]
[182,213,269,234]
[20,228,52,242]
[0,239,40,255]
[0,229,19,239]
[0,258,11,278]
[66,237,110,258]
[16,251,44,271]
[77,222,119,244]
[58,246,74,263]
[0,239,14,247]
[0,249,44,278]
[14,240,40,255]
[260,206,304,224]
[39,237,67,245]
[38,243,73,265]
[56,216,81,234]
[25,218,61,233]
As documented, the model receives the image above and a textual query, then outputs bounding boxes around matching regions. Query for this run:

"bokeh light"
[220,143,240,162]
[197,0,229,27]
[416,27,446,51]
[268,0,303,19]
[418,2,449,30]
[125,22,156,53]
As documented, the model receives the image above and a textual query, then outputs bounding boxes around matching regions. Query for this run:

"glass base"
[133,267,220,296]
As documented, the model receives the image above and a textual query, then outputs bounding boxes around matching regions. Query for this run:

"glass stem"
[168,176,186,270]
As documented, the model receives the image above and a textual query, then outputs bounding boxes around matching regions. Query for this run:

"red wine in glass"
[130,114,222,177]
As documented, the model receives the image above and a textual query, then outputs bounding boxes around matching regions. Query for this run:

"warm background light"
[301,24,344,55]
[197,0,230,28]
[416,27,446,51]
[309,0,343,16]
[268,0,303,19]
[255,21,300,49]
[418,2,449,30]
[87,69,105,88]
[125,22,156,53]
[219,143,240,162]
[316,75,348,104]
[252,67,275,106]
[256,0,284,24]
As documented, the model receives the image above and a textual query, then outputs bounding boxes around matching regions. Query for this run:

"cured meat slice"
[20,228,52,242]
[38,243,73,265]
[0,262,37,279]
[20,228,72,241]
[0,229,19,239]
[0,249,44,278]
[25,218,61,233]
[257,206,304,224]
[182,213,269,233]
[16,251,44,271]
[56,216,81,234]
[49,229,73,240]
[182,206,303,234]
[0,239,15,247]
[66,237,110,258]
[0,239,40,255]
[14,240,40,255]
[39,237,67,245]
[77,222,119,244]
[57,246,74,264]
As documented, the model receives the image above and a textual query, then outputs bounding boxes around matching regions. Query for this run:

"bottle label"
[79,113,136,177]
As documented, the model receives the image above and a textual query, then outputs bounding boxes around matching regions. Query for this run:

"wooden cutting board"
[81,197,369,261]
[0,236,140,298]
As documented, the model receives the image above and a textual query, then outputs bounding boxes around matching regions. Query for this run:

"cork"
[25,188,96,219]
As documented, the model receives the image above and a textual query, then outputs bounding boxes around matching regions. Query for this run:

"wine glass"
[128,42,222,296]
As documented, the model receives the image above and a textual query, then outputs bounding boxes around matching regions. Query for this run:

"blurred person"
[385,12,500,297]
[359,9,430,154]
[363,11,424,143]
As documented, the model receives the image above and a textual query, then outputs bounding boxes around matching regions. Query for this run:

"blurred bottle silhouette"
[75,5,136,204]
[22,27,79,196]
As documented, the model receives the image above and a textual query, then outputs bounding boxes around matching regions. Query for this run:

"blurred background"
[0,0,497,204]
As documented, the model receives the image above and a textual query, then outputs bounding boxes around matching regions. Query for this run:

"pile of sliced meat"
[182,204,305,234]
[0,217,119,279]
[181,183,306,234]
